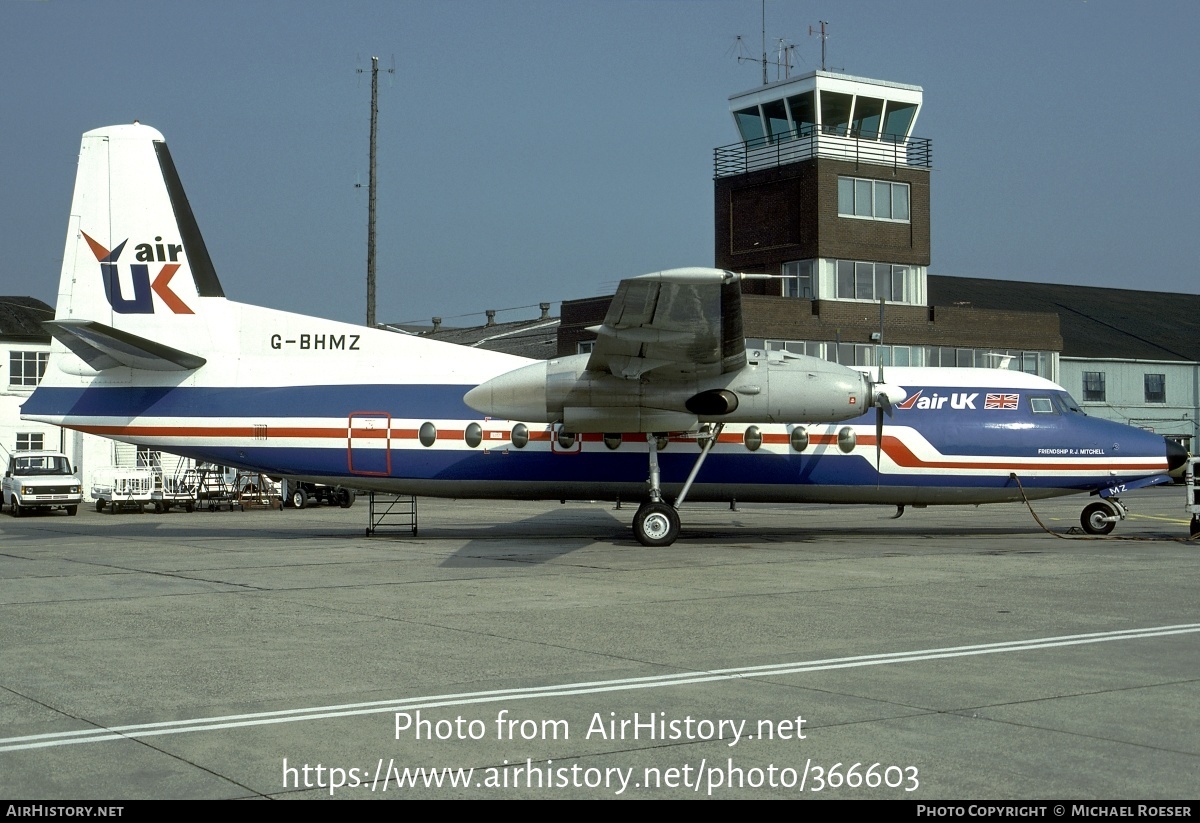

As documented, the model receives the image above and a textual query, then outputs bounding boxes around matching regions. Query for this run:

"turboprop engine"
[464,348,901,432]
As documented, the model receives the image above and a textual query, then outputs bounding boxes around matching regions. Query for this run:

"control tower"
[714,70,931,305]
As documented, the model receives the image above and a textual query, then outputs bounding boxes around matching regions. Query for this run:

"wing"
[585,268,747,380]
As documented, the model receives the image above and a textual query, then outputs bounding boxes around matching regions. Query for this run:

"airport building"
[558,69,1199,451]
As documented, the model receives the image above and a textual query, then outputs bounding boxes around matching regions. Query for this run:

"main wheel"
[634,502,680,547]
[1081,501,1116,535]
[337,488,355,508]
[291,487,308,509]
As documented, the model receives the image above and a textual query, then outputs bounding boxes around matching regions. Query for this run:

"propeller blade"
[875,402,884,473]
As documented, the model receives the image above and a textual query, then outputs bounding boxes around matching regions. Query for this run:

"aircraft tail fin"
[54,123,226,339]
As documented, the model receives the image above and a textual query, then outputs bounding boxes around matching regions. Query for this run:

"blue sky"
[2,0,1197,327]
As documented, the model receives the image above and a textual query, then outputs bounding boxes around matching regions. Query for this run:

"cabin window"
[789,427,809,452]
[1082,372,1106,402]
[418,422,437,447]
[743,426,762,451]
[8,351,48,388]
[464,423,482,448]
[603,433,622,450]
[511,424,529,448]
[1030,397,1055,414]
[1144,374,1166,404]
[556,429,576,449]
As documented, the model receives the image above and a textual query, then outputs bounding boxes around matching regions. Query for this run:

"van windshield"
[12,456,72,476]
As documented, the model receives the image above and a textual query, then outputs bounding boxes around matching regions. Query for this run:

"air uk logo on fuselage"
[81,231,193,314]
[896,390,983,410]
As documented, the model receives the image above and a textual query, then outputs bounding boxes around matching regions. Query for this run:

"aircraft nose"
[1165,438,1188,472]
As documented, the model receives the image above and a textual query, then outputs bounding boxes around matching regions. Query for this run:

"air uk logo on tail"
[81,231,193,314]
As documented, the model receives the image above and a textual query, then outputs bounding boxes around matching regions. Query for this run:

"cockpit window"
[1029,396,1056,414]
[1055,392,1085,414]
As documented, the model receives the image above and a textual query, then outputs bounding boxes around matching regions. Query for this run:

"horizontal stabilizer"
[44,319,206,372]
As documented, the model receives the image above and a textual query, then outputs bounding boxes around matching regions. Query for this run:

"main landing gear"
[632,426,722,547]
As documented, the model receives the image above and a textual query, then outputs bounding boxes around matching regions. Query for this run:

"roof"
[0,297,53,339]
[927,276,1200,362]
[420,317,560,359]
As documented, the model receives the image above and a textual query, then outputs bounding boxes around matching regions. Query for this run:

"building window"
[837,176,910,222]
[782,260,815,298]
[576,340,595,355]
[16,433,44,451]
[835,260,910,301]
[9,351,49,388]
[1144,374,1166,404]
[1082,372,1106,402]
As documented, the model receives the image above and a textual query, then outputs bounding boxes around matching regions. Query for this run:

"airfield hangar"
[557,70,1200,451]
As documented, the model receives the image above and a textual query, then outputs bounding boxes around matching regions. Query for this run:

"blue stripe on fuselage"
[23,384,477,420]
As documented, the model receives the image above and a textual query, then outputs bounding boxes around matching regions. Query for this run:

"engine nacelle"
[463,351,874,432]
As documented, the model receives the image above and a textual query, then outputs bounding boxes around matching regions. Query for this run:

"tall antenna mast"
[359,55,393,327]
[809,20,829,71]
[760,0,767,85]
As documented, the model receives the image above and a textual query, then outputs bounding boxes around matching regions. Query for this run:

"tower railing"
[714,126,932,178]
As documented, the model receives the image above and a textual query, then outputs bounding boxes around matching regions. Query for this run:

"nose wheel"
[1081,499,1122,535]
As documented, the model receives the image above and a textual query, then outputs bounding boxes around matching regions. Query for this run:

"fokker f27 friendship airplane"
[22,124,1186,545]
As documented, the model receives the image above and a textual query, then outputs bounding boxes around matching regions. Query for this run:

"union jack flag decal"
[984,393,1019,410]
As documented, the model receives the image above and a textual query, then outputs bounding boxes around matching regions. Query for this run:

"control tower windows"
[851,97,885,139]
[782,260,815,298]
[734,107,765,143]
[762,99,790,142]
[882,101,918,141]
[820,92,853,136]
[836,261,912,302]
[787,92,816,135]
[838,176,910,222]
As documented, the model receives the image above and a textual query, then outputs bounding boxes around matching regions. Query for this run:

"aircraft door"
[347,412,392,476]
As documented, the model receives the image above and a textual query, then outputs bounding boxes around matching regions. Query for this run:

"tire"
[66,505,78,516]
[634,501,680,547]
[338,488,355,508]
[13,500,24,518]
[1081,501,1116,535]
[291,488,308,509]
[96,499,106,512]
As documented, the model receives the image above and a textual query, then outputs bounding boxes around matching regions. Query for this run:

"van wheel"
[66,505,78,516]
[96,499,106,512]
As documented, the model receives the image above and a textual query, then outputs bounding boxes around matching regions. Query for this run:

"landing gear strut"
[631,426,722,547]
